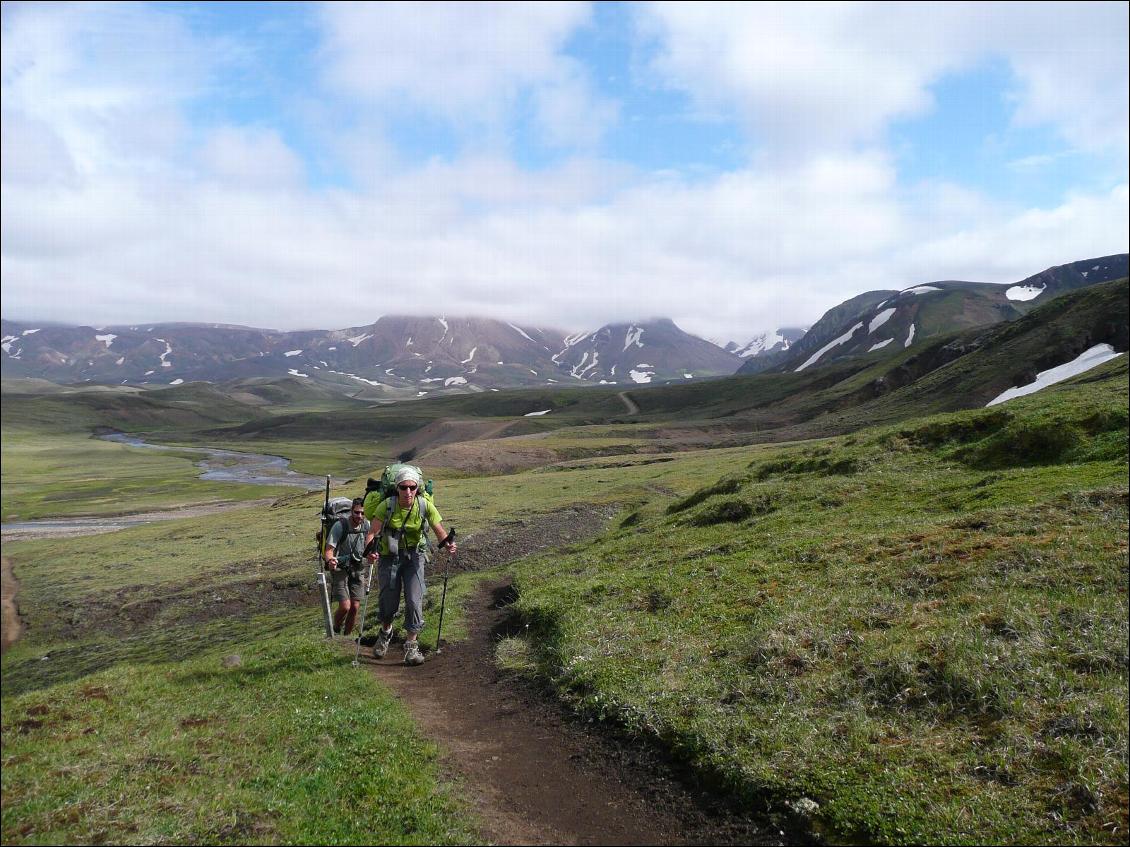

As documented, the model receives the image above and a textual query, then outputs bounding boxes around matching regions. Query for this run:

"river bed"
[2,433,322,541]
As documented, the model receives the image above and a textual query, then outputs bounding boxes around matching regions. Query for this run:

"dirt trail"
[357,580,791,846]
[352,506,797,845]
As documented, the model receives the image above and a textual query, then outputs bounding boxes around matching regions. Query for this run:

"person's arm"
[325,524,340,569]
[429,502,457,552]
[364,516,385,561]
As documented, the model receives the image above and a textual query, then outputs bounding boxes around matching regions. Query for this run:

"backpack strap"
[381,494,430,553]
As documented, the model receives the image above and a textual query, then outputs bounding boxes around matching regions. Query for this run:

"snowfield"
[796,322,862,371]
[868,308,896,334]
[986,344,1124,407]
[1005,284,1045,302]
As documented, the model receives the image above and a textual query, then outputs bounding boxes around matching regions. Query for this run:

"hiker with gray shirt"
[364,467,456,666]
[324,497,370,636]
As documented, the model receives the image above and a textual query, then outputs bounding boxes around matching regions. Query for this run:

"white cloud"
[198,127,305,188]
[1,2,1126,349]
[317,1,616,148]
[636,2,1128,158]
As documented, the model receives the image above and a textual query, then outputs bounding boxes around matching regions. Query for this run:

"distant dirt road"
[617,391,640,415]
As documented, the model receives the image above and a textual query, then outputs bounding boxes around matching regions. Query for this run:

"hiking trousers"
[377,551,425,634]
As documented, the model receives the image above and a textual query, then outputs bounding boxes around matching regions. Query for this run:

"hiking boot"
[403,640,425,666]
[372,628,393,659]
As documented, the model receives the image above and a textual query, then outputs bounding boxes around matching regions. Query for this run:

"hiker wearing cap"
[364,467,456,666]
[324,497,371,636]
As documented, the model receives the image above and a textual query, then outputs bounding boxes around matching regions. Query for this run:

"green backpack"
[359,463,434,505]
[360,463,437,557]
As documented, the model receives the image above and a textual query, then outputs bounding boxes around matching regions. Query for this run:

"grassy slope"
[2,289,1128,844]
[1,486,484,844]
[501,365,1129,845]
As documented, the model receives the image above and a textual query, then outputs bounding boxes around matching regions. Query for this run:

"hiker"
[364,467,456,666]
[324,497,370,636]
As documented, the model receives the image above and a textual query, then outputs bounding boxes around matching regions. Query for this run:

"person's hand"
[444,540,457,554]
[365,552,378,563]
[326,555,338,570]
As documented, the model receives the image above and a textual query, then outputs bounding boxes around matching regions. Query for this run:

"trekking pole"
[434,529,456,655]
[352,557,377,667]
[316,475,334,639]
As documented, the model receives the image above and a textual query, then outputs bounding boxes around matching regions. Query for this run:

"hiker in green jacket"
[364,467,456,666]
[324,497,370,636]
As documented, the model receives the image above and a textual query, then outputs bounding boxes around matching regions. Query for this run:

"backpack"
[359,463,434,505]
[360,463,437,560]
[315,496,354,560]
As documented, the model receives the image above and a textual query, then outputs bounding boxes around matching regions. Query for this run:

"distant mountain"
[725,327,806,359]
[738,291,896,375]
[0,314,740,392]
[550,319,743,384]
[742,254,1128,375]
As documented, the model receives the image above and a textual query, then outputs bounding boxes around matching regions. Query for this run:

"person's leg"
[373,557,400,657]
[341,573,363,634]
[331,570,351,634]
[401,553,426,665]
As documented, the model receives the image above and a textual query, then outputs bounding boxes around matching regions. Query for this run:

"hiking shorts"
[377,551,426,634]
[331,566,365,603]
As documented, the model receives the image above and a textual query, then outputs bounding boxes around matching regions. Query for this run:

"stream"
[1,433,323,541]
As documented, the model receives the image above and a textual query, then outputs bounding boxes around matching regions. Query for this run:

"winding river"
[1,433,323,541]
[98,432,324,488]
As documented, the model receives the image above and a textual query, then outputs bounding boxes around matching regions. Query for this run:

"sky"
[2,1,1127,345]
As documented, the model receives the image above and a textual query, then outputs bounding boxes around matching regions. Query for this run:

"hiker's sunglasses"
[398,483,418,492]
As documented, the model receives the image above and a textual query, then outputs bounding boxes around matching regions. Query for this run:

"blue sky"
[2,1,1127,343]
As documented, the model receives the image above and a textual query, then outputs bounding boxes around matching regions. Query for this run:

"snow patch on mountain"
[869,308,896,334]
[288,369,309,378]
[95,334,117,348]
[905,324,916,348]
[445,376,468,386]
[1005,284,1045,302]
[508,323,535,343]
[524,409,552,416]
[869,339,894,352]
[22,329,40,336]
[734,330,788,357]
[347,333,371,347]
[623,326,644,351]
[902,285,942,296]
[285,349,302,357]
[986,344,1124,407]
[796,322,863,371]
[169,379,184,385]
[158,340,173,368]
[461,347,477,365]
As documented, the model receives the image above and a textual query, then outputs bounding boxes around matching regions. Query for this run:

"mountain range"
[2,253,1126,393]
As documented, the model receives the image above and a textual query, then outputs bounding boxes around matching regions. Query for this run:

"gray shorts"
[331,566,365,603]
